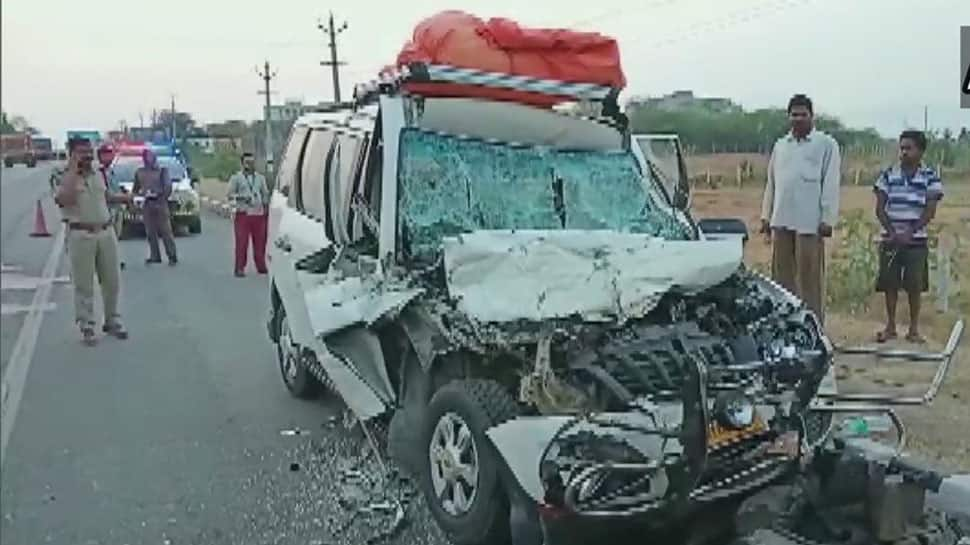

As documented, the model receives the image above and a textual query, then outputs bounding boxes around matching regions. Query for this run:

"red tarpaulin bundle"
[387,10,626,107]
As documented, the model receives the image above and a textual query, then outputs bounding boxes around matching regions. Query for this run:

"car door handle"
[275,237,292,253]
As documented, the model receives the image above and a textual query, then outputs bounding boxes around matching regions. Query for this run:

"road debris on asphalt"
[267,416,449,545]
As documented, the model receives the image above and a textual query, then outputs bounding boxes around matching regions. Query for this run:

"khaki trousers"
[771,228,826,324]
[143,205,177,262]
[68,228,122,327]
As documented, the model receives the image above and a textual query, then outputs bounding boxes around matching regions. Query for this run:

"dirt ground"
[691,173,970,471]
[199,177,226,202]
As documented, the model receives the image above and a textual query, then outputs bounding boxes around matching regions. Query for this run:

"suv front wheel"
[275,304,323,399]
[421,379,517,545]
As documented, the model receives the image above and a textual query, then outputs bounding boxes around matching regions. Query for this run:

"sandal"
[103,321,129,340]
[905,332,926,344]
[81,327,98,346]
[875,329,897,343]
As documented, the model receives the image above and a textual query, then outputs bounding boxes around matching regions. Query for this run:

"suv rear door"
[274,121,397,417]
[269,125,332,348]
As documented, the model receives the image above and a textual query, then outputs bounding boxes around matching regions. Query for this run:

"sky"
[2,0,968,146]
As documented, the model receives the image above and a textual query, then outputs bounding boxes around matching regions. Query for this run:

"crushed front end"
[483,269,833,543]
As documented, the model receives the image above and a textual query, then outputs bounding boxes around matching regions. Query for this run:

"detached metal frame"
[809,319,965,454]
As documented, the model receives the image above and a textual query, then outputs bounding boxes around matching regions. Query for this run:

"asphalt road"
[0,165,449,545]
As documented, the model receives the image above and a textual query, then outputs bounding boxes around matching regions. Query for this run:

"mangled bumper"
[488,409,796,522]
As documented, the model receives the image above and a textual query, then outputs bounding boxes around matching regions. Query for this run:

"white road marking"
[0,225,66,471]
[1,302,57,316]
[0,272,70,290]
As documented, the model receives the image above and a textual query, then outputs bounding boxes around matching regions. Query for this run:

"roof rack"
[354,62,619,105]
[303,101,359,113]
[353,62,626,130]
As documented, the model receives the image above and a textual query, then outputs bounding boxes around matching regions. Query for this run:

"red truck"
[1,132,38,168]
[30,136,54,161]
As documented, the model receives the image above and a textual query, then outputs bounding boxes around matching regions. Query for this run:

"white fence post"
[935,237,951,314]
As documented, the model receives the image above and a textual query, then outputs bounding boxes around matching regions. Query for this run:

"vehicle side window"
[300,129,337,233]
[277,126,309,207]
[329,133,365,244]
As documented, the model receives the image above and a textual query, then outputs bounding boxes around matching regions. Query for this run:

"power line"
[568,0,689,29]
[627,0,817,50]
[318,12,349,103]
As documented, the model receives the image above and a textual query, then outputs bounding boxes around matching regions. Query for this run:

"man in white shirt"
[227,152,270,277]
[760,94,842,323]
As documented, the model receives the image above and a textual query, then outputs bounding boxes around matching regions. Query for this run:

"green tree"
[0,112,14,133]
[0,111,33,134]
[627,102,884,153]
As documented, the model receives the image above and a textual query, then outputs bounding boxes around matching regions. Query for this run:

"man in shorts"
[874,130,943,344]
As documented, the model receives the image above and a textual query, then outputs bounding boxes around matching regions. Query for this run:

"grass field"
[689,153,970,470]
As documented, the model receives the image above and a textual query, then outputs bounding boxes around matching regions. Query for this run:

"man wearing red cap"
[97,144,125,269]
[133,148,178,265]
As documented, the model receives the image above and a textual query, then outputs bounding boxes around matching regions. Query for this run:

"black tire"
[274,303,322,399]
[421,379,518,545]
[188,216,202,234]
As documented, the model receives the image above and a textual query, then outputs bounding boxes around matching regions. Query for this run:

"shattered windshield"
[398,129,691,259]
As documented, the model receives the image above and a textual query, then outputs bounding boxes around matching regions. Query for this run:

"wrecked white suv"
[264,64,962,545]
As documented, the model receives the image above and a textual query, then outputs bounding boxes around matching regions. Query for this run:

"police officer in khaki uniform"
[55,138,132,345]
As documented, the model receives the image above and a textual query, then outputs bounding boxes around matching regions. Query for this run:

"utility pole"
[171,94,177,142]
[256,60,279,179]
[318,12,348,103]
[923,105,928,132]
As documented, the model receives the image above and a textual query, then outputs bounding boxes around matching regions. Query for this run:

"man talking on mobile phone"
[55,138,133,345]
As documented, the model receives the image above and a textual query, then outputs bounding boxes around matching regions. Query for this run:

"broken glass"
[398,129,691,260]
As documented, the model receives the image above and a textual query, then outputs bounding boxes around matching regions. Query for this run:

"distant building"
[627,90,741,114]
[205,120,248,139]
[268,99,338,122]
[186,136,242,154]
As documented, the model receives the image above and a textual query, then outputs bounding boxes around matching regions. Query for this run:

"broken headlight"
[540,430,666,515]
[713,391,755,430]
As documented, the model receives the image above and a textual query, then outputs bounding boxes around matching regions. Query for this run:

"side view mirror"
[697,217,749,244]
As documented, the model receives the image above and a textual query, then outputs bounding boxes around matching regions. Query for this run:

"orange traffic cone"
[30,199,51,237]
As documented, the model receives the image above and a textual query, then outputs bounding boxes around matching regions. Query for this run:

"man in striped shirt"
[874,130,943,344]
